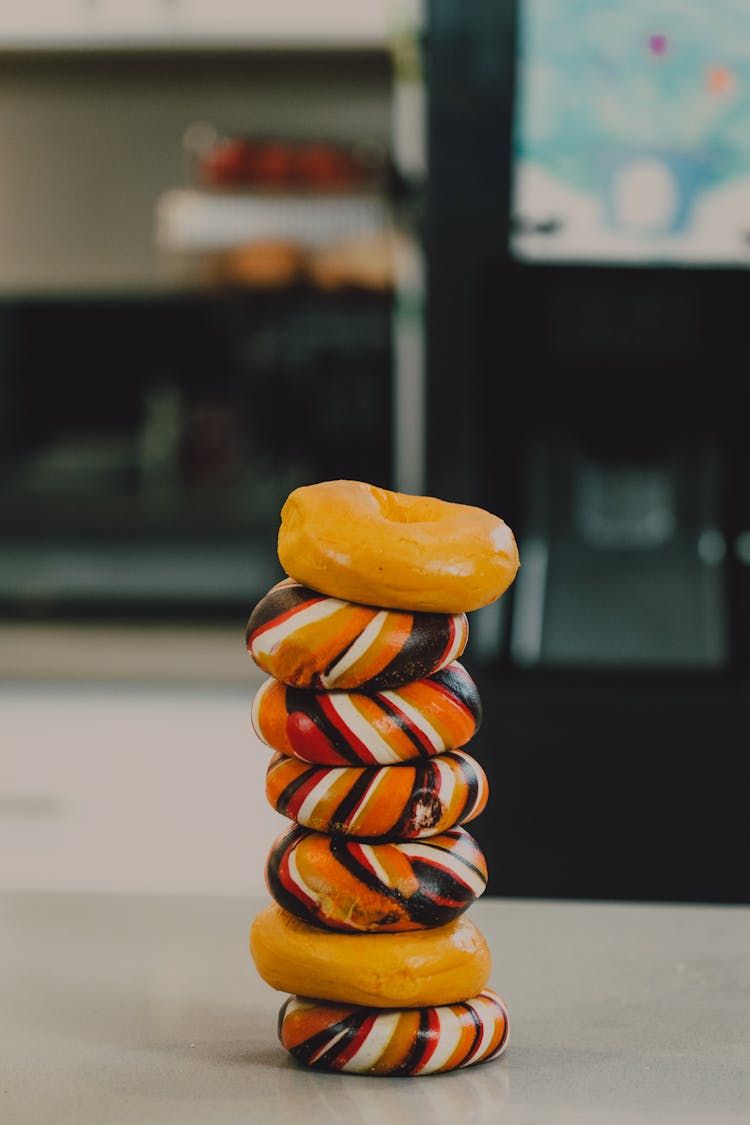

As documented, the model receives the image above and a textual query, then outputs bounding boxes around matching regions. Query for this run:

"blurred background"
[2,0,748,906]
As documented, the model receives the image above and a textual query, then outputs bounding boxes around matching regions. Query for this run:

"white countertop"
[2,892,748,1124]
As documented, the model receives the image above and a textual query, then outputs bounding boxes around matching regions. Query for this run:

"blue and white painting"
[511,0,750,263]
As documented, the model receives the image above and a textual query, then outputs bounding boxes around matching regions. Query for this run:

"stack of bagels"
[248,480,520,1076]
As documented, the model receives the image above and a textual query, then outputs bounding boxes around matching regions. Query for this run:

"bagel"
[278,989,509,1075]
[266,823,487,932]
[250,902,492,1007]
[246,579,468,691]
[277,479,520,613]
[251,661,481,766]
[266,747,488,840]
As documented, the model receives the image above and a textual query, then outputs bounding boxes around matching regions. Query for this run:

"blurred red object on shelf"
[193,133,388,192]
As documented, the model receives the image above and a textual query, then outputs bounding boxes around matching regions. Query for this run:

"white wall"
[1,633,288,895]
[1,680,289,897]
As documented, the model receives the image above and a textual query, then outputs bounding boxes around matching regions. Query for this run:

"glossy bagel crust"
[277,479,520,613]
[251,661,482,766]
[250,902,492,1008]
[266,822,487,932]
[278,989,509,1075]
[266,747,489,840]
[246,580,468,691]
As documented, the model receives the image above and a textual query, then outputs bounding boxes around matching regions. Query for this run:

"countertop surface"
[2,891,748,1125]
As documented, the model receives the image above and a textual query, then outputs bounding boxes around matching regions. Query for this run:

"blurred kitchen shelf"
[156,188,391,252]
[0,1,398,53]
[0,271,202,300]
[0,263,401,299]
[0,538,284,621]
[0,620,255,684]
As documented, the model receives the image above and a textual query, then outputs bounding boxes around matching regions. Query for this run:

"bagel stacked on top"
[248,480,520,1076]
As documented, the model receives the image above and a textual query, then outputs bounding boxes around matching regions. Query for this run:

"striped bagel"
[246,580,468,691]
[266,822,487,932]
[266,747,488,840]
[251,662,482,766]
[278,989,509,1076]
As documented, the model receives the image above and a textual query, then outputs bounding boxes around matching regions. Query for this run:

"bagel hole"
[379,494,444,524]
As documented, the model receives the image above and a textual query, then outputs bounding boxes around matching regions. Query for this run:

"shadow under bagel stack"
[248,480,520,1076]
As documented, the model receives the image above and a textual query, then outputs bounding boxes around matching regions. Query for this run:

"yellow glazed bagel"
[250,902,492,1008]
[277,480,520,614]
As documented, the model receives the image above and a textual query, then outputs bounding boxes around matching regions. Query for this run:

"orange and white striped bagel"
[278,989,509,1075]
[251,661,481,766]
[265,747,488,840]
[266,822,487,932]
[245,580,468,691]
